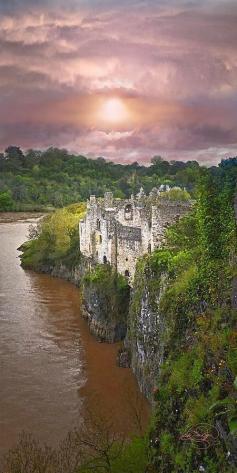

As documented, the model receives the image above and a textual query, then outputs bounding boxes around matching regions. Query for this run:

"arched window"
[125,269,130,277]
[97,219,101,230]
[124,204,133,220]
[103,255,107,264]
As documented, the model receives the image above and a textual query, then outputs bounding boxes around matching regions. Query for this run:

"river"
[0,215,150,454]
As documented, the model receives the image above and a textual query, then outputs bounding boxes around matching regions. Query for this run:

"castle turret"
[136,187,146,200]
[104,192,113,209]
[90,195,97,205]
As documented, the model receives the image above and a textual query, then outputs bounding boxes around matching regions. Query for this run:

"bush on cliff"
[159,187,191,201]
[83,264,130,327]
[20,202,86,270]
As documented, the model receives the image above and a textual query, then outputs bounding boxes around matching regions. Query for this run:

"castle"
[79,187,192,282]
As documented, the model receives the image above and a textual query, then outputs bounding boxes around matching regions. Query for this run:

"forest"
[14,156,237,473]
[0,145,216,211]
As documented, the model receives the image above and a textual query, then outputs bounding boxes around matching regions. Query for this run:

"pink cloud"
[0,1,236,164]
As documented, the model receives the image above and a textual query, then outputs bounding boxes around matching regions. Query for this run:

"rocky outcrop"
[117,347,131,367]
[82,275,129,343]
[26,259,88,287]
[39,262,83,286]
[126,260,167,401]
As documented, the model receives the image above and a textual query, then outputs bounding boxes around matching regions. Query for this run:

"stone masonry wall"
[79,190,192,282]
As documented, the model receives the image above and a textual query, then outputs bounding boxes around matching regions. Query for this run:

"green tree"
[0,191,14,210]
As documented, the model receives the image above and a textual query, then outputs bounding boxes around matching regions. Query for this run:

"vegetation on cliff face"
[131,164,237,472]
[20,203,86,270]
[82,264,130,341]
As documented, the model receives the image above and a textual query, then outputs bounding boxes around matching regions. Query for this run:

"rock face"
[35,259,87,287]
[82,278,129,343]
[50,263,82,286]
[126,262,167,401]
[117,347,131,367]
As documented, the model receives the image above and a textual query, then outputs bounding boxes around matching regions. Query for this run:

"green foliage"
[20,202,86,269]
[0,190,14,210]
[165,210,198,252]
[168,350,204,394]
[78,436,148,473]
[133,167,237,472]
[160,188,191,201]
[0,146,207,211]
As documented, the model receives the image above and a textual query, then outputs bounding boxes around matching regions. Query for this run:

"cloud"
[0,0,236,163]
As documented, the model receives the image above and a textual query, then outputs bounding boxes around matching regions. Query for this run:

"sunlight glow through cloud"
[0,0,236,163]
[97,98,131,126]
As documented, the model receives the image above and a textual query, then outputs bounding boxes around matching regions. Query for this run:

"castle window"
[126,257,128,262]
[125,270,130,277]
[148,243,151,254]
[97,219,101,230]
[124,204,133,220]
[103,255,107,264]
[99,235,102,243]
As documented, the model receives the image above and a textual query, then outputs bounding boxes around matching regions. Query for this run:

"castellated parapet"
[79,188,192,282]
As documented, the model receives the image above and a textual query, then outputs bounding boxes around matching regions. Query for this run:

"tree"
[150,156,170,176]
[5,146,25,163]
[0,191,14,211]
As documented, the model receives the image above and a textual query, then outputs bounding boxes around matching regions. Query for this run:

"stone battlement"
[79,187,192,282]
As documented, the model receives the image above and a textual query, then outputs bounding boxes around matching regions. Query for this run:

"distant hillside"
[0,146,236,211]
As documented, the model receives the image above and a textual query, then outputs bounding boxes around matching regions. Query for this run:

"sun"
[99,97,130,125]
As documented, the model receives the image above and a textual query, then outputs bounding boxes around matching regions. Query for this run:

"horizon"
[1,145,237,168]
[0,1,237,165]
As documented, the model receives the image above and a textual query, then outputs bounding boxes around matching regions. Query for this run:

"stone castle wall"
[79,189,192,281]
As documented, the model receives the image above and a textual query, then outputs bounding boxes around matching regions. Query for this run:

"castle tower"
[104,192,113,209]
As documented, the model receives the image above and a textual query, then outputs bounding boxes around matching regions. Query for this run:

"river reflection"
[0,216,149,454]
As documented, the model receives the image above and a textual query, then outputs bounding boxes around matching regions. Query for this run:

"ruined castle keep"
[79,187,192,281]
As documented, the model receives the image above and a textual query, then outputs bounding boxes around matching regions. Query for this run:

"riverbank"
[0,212,45,223]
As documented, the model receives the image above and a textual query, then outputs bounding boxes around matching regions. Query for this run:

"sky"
[0,0,236,165]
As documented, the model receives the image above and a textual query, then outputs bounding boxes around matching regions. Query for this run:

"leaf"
[228,417,237,434]
[209,398,232,411]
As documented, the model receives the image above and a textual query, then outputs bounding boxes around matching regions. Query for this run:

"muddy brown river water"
[0,215,150,454]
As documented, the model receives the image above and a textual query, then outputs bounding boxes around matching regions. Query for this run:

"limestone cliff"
[126,260,167,401]
[38,262,83,286]
[82,264,130,343]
